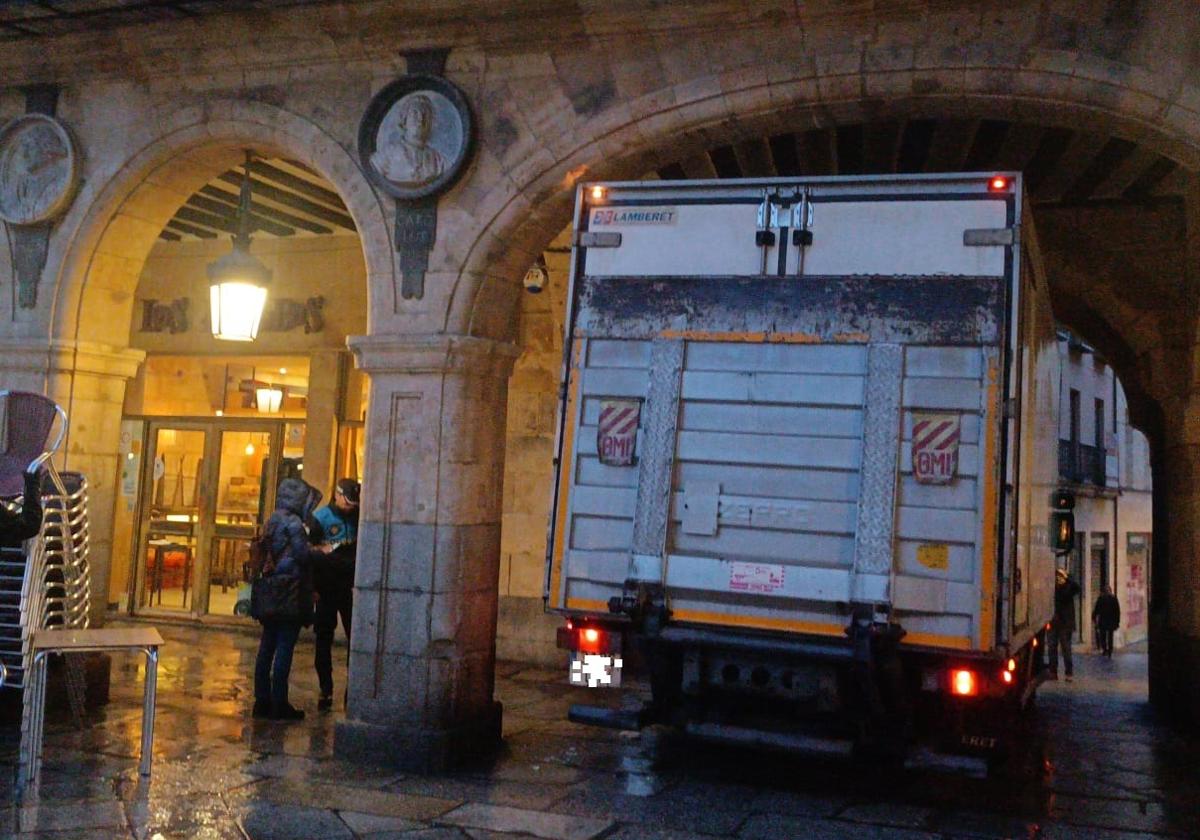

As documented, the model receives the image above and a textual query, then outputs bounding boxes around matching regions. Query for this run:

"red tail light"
[1001,670,1014,685]
[950,669,978,697]
[988,176,1009,192]
[556,622,620,654]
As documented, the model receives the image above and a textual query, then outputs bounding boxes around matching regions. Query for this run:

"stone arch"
[48,98,393,349]
[448,54,1200,355]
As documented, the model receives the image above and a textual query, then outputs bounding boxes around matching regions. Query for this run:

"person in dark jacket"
[1049,567,1081,681]
[308,477,359,711]
[253,477,329,721]
[0,470,43,547]
[1092,585,1121,658]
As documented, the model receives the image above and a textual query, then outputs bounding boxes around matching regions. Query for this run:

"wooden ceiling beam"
[1126,157,1180,200]
[199,185,332,234]
[165,219,219,240]
[768,133,800,177]
[217,173,356,230]
[922,119,980,172]
[862,121,902,174]
[991,122,1045,172]
[248,160,348,212]
[733,137,775,178]
[679,152,719,180]
[798,128,835,176]
[1035,132,1112,203]
[186,195,296,237]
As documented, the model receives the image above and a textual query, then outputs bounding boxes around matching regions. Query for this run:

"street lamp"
[208,151,270,341]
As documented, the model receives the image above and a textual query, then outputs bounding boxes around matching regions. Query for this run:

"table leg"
[139,646,159,776]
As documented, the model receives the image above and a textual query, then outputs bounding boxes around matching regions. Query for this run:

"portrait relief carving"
[370,93,458,188]
[0,114,79,225]
[359,75,474,201]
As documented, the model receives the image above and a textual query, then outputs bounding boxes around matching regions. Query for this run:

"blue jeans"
[255,620,302,709]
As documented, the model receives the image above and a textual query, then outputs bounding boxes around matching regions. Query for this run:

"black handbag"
[250,570,302,623]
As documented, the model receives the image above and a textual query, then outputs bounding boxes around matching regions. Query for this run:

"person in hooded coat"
[1049,567,1081,682]
[253,477,329,720]
[0,470,43,547]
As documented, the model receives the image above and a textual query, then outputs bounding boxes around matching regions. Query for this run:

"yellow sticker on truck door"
[917,543,950,570]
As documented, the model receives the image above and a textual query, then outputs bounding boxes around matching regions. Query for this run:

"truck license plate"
[568,652,623,688]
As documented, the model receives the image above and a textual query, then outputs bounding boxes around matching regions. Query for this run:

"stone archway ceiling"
[0,1,329,39]
[654,119,1186,205]
[158,157,358,242]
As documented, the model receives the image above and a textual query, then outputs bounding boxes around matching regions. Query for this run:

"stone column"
[335,334,518,771]
[1150,175,1200,723]
[303,349,346,497]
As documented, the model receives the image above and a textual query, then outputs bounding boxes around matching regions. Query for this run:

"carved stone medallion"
[0,114,79,225]
[359,75,474,201]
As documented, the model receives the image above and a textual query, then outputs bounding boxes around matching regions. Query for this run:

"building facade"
[1,1,1200,767]
[1057,331,1153,650]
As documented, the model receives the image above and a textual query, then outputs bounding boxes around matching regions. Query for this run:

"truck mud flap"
[568,704,653,731]
[684,722,854,758]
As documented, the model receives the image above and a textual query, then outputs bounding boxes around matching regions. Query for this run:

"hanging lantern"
[208,151,271,341]
[255,385,284,414]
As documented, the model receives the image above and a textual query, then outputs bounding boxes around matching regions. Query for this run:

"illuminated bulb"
[583,628,600,643]
[1007,658,1017,672]
[215,410,224,417]
[590,185,606,200]
[279,367,287,375]
[950,669,977,696]
[1002,670,1014,684]
[989,176,1009,191]
[244,443,255,456]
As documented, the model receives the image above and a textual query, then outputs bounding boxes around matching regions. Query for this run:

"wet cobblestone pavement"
[1,624,1198,838]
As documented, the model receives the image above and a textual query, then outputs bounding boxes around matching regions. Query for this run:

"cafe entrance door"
[132,418,301,620]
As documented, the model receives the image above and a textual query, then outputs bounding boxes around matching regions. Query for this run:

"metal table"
[18,627,164,797]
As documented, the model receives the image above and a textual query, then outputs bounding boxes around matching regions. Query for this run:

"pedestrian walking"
[1092,585,1121,658]
[308,477,359,711]
[1049,567,1081,681]
[252,477,328,721]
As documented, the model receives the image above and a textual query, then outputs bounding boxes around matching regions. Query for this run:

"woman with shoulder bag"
[252,477,329,721]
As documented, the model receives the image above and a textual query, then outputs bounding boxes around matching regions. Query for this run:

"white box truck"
[547,173,1064,768]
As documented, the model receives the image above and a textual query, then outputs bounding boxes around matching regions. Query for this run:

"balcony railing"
[1058,440,1106,487]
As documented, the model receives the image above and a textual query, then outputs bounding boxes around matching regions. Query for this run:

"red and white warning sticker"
[728,561,786,594]
[597,398,641,466]
[912,412,960,484]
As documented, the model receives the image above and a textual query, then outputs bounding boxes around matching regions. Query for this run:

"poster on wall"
[1126,532,1149,629]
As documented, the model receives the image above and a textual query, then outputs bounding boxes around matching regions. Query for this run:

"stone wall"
[497,232,570,663]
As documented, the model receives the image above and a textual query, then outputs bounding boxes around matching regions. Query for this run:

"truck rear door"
[548,178,1014,653]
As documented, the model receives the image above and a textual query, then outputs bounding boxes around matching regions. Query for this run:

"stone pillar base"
[334,701,503,773]
[1150,621,1200,726]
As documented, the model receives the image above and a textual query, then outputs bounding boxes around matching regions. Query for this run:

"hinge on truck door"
[963,226,1017,246]
[576,231,622,248]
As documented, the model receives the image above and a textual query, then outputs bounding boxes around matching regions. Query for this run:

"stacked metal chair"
[0,392,94,762]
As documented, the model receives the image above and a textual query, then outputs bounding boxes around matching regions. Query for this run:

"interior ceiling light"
[208,150,271,341]
[255,385,284,414]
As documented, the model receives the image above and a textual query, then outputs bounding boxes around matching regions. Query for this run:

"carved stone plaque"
[0,114,79,225]
[359,75,474,201]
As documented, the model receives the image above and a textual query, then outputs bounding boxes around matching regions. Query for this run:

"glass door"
[205,425,278,617]
[134,419,286,619]
[136,424,209,614]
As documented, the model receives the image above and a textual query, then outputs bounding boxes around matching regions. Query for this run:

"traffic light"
[1051,489,1075,553]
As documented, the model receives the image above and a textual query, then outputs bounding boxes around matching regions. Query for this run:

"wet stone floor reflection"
[0,624,1197,838]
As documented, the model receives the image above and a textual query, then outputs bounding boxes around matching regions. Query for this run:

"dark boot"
[252,700,272,719]
[272,703,305,721]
